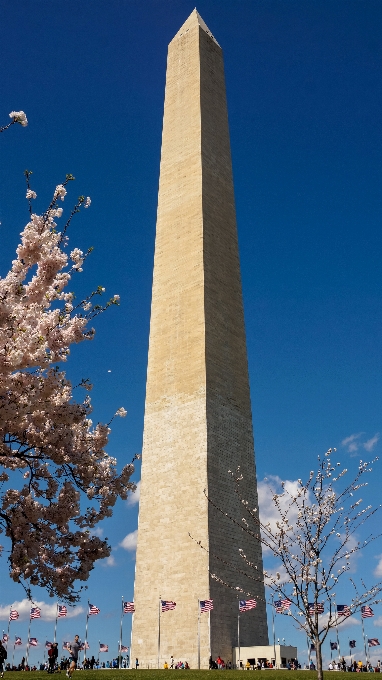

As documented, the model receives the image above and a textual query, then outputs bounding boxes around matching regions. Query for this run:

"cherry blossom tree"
[204,450,382,680]
[0,112,135,602]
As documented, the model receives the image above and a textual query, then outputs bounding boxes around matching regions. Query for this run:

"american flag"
[310,643,316,652]
[161,601,176,612]
[337,605,351,617]
[2,634,9,642]
[308,603,324,614]
[200,600,213,613]
[45,641,53,649]
[274,598,292,613]
[30,607,41,619]
[361,606,374,618]
[123,602,135,613]
[58,605,67,618]
[349,640,356,649]
[99,643,108,653]
[120,645,129,653]
[88,603,100,616]
[239,599,257,612]
[29,638,38,647]
[79,642,90,650]
[368,639,380,647]
[330,642,338,650]
[62,642,71,651]
[9,610,19,621]
[15,637,22,646]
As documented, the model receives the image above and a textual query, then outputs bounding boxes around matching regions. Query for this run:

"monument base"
[233,644,298,669]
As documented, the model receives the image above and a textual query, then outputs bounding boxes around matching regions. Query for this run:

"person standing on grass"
[0,639,7,679]
[66,635,80,678]
[48,643,58,674]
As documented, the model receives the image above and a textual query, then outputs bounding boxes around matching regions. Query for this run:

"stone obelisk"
[131,10,268,668]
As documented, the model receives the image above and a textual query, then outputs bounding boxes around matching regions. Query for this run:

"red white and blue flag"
[9,610,19,621]
[2,634,9,643]
[239,599,257,612]
[99,643,108,653]
[337,605,351,617]
[62,642,71,651]
[369,639,380,647]
[308,603,324,614]
[200,600,213,613]
[30,607,41,619]
[29,638,38,647]
[58,605,67,618]
[88,603,100,616]
[330,642,338,650]
[361,606,374,618]
[120,646,129,653]
[15,637,22,646]
[79,642,90,650]
[274,599,292,613]
[123,602,135,613]
[349,641,356,649]
[45,641,53,649]
[161,601,176,612]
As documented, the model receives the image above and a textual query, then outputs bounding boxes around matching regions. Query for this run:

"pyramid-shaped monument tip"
[172,8,220,46]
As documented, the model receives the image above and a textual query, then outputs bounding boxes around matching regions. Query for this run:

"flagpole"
[7,610,11,651]
[208,607,211,666]
[197,600,200,670]
[84,602,90,665]
[130,608,134,669]
[333,600,341,662]
[26,614,31,668]
[11,638,15,669]
[271,596,276,668]
[308,636,311,668]
[158,596,161,670]
[237,612,240,670]
[336,621,341,662]
[349,639,353,667]
[361,614,368,665]
[54,603,58,644]
[119,596,124,669]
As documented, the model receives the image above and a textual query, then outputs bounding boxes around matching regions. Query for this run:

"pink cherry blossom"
[0,173,135,603]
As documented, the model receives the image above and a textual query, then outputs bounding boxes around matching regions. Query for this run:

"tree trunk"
[316,639,323,680]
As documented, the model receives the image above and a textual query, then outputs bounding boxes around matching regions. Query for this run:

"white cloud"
[374,555,382,578]
[317,611,360,631]
[120,530,138,552]
[373,616,382,627]
[102,555,116,567]
[341,432,379,454]
[0,599,84,622]
[89,527,103,538]
[127,481,140,506]
[341,433,363,452]
[258,475,311,553]
[264,563,289,585]
[364,433,380,452]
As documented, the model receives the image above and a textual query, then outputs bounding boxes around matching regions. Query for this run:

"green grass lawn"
[3,671,346,680]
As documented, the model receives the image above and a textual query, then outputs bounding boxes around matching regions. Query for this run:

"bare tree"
[203,449,382,680]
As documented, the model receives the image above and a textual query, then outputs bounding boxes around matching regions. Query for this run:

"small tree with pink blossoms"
[204,451,382,680]
[0,112,135,602]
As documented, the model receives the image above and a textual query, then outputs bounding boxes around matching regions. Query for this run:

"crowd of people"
[327,659,382,672]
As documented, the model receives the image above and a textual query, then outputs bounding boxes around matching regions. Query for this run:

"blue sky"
[1,0,382,667]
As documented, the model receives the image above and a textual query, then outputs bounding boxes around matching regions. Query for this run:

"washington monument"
[131,10,268,668]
